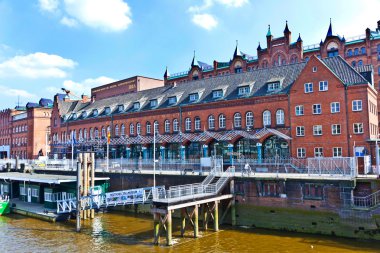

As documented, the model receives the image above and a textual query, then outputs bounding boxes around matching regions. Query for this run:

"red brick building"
[0,99,53,159]
[50,54,376,163]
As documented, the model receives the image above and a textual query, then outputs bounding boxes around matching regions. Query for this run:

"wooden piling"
[153,213,160,245]
[76,154,82,232]
[214,201,219,232]
[203,204,208,230]
[230,179,236,226]
[180,208,186,237]
[83,153,88,220]
[166,211,172,246]
[194,205,199,238]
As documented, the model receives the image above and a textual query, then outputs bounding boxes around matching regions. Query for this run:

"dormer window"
[133,102,140,110]
[104,107,111,114]
[212,89,223,99]
[238,86,250,95]
[118,105,124,112]
[93,109,98,116]
[81,111,87,118]
[150,99,158,108]
[168,96,177,105]
[71,113,77,120]
[267,82,281,91]
[189,93,199,102]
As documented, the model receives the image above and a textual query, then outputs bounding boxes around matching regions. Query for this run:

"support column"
[160,146,165,161]
[180,145,186,160]
[153,213,160,245]
[166,211,172,246]
[142,147,147,160]
[228,144,234,165]
[180,208,186,237]
[230,179,236,226]
[203,204,208,230]
[76,154,82,232]
[90,152,95,219]
[126,147,130,159]
[202,144,208,157]
[83,153,88,220]
[214,201,219,231]
[194,204,199,238]
[257,143,262,164]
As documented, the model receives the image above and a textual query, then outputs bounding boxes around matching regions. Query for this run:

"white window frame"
[189,93,199,102]
[304,83,313,93]
[136,123,141,135]
[314,147,323,157]
[330,102,340,113]
[219,114,226,129]
[129,123,134,135]
[333,147,342,157]
[133,102,140,110]
[165,120,170,133]
[276,109,285,125]
[173,119,179,132]
[150,99,158,108]
[213,90,223,99]
[168,96,177,105]
[32,188,39,197]
[234,113,242,128]
[352,100,362,111]
[208,115,215,129]
[20,186,26,196]
[353,123,363,134]
[44,192,53,202]
[195,117,201,130]
[331,124,341,135]
[246,112,253,128]
[146,122,151,134]
[296,126,305,136]
[295,105,304,116]
[313,104,322,114]
[263,110,271,127]
[313,125,322,136]
[185,118,191,131]
[238,86,250,95]
[297,148,306,158]
[319,81,328,91]
[268,82,281,91]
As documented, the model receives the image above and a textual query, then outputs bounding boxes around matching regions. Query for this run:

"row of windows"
[346,47,366,57]
[304,81,328,93]
[296,123,363,136]
[13,125,28,133]
[295,100,362,116]
[297,147,342,158]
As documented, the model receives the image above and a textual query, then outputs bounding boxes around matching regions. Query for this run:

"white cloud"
[60,16,78,27]
[192,14,218,30]
[0,85,37,99]
[56,76,116,96]
[215,0,248,7]
[63,0,132,32]
[0,52,77,79]
[38,0,59,12]
[188,0,213,13]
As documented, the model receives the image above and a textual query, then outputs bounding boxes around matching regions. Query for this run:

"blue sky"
[0,0,379,109]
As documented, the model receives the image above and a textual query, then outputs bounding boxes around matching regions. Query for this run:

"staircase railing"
[353,189,380,209]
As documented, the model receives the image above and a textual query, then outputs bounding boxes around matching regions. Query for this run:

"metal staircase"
[353,189,380,210]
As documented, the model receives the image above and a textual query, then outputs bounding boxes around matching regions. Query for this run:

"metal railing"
[353,189,380,210]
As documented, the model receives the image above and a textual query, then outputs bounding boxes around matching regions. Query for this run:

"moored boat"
[0,196,10,215]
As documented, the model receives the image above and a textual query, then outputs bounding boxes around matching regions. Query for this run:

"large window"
[189,93,199,102]
[234,113,242,128]
[173,119,179,132]
[304,83,313,93]
[304,183,323,200]
[352,100,362,111]
[136,123,141,135]
[165,120,170,133]
[121,124,125,136]
[185,118,191,131]
[354,48,359,56]
[213,90,223,99]
[238,86,250,95]
[295,105,304,116]
[347,49,352,57]
[296,126,305,136]
[276,109,284,125]
[297,148,306,158]
[154,121,159,134]
[195,117,201,130]
[313,125,322,135]
[333,147,342,157]
[146,122,151,134]
[150,99,158,108]
[246,112,253,128]
[319,81,328,91]
[168,96,177,105]
[330,102,340,113]
[114,125,119,136]
[313,104,322,114]
[331,124,341,135]
[129,123,134,135]
[267,82,281,91]
[314,147,323,157]
[219,114,226,129]
[208,115,215,129]
[263,110,271,127]
[361,47,366,55]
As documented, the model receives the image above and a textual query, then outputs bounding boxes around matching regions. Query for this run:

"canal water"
[1,211,379,253]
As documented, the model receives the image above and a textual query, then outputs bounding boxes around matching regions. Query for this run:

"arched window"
[83,129,87,140]
[361,47,366,55]
[146,122,151,134]
[101,127,106,138]
[351,61,356,67]
[354,48,359,56]
[79,129,83,140]
[358,60,363,67]
[219,114,226,129]
[185,118,191,131]
[246,112,254,128]
[276,109,285,125]
[347,49,352,57]
[234,113,242,128]
[290,55,298,64]
[136,123,141,135]
[208,115,215,129]
[304,56,310,62]
[94,128,99,138]
[129,123,134,135]
[165,120,170,133]
[154,121,159,134]
[263,110,271,127]
[194,117,201,130]
[89,128,93,140]
[121,124,125,136]
[115,125,119,136]
[173,119,179,132]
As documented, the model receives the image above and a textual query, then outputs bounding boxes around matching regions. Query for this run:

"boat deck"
[10,199,65,222]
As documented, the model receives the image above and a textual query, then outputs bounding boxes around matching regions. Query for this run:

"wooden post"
[166,211,172,246]
[194,204,199,238]
[153,212,160,245]
[230,179,236,226]
[214,201,219,231]
[180,208,186,237]
[76,154,82,232]
[90,152,95,219]
[203,204,208,230]
[83,153,88,220]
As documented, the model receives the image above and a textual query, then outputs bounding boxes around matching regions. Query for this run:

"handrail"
[353,189,380,209]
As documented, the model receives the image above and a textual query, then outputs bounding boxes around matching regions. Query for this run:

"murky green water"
[0,212,379,253]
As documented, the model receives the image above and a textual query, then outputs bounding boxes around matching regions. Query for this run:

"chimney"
[81,95,89,103]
